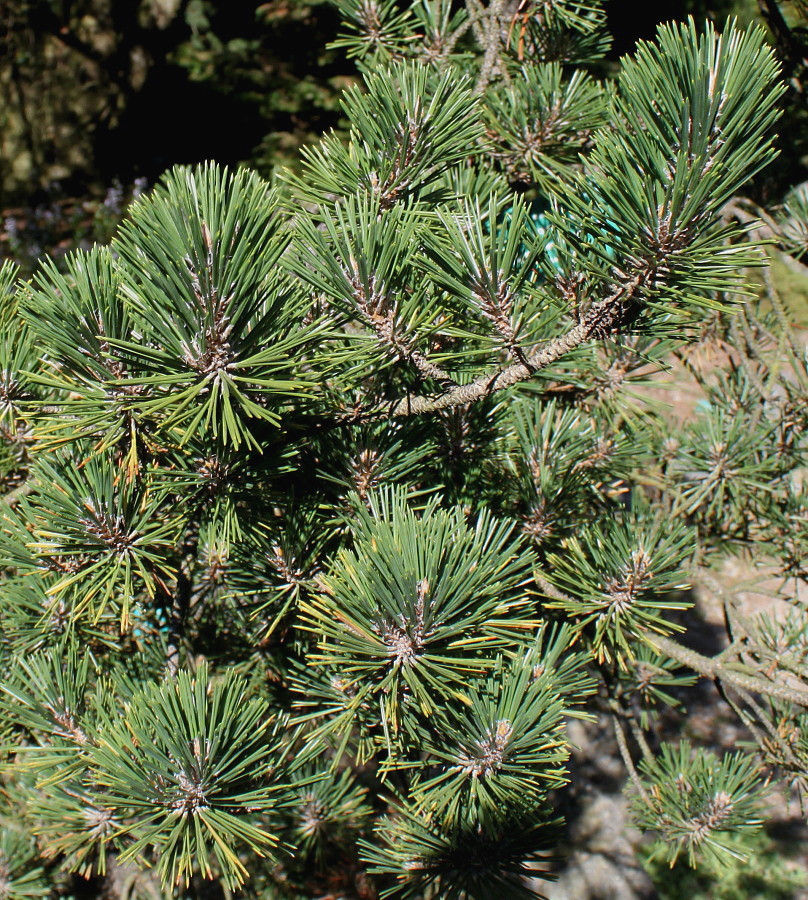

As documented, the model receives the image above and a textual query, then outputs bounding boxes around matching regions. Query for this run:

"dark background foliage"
[0,0,801,201]
[3,0,806,280]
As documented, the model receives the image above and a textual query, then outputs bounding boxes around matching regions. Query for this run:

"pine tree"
[0,3,806,898]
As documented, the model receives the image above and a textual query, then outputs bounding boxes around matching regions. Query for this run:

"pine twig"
[650,634,808,709]
[474,0,509,94]
[382,284,633,418]
[440,0,486,61]
[1,480,33,508]
[628,717,655,766]
[610,706,650,802]
[732,684,805,774]
[464,0,489,45]
[539,574,808,709]
[165,519,201,677]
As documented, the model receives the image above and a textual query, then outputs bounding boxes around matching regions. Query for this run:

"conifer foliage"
[0,3,806,899]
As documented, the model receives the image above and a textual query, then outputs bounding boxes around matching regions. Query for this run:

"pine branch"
[165,519,201,677]
[540,573,808,708]
[348,269,456,382]
[438,4,478,60]
[1,480,33,508]
[376,278,635,419]
[610,707,650,802]
[465,0,490,45]
[727,684,805,775]
[628,716,655,765]
[649,634,808,709]
[723,198,804,360]
[474,0,509,94]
